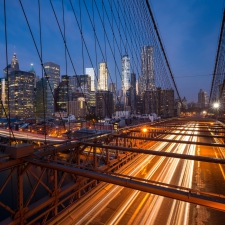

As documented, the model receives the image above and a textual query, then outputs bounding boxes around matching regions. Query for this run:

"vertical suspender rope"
[38,0,47,145]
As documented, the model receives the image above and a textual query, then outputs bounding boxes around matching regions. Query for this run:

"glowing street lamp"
[213,102,220,120]
[213,102,220,109]
[142,128,147,133]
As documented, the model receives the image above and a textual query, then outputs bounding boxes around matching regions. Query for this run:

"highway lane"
[48,121,225,225]
[0,128,65,142]
[192,125,225,225]
[55,122,196,225]
[93,124,197,225]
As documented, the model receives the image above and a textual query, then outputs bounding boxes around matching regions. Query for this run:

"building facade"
[43,62,60,116]
[67,98,86,118]
[1,54,35,118]
[144,88,174,118]
[35,78,48,118]
[198,89,207,108]
[121,55,130,104]
[86,68,96,91]
[98,62,108,91]
[139,46,155,95]
[96,91,113,118]
[54,80,69,113]
[8,71,35,118]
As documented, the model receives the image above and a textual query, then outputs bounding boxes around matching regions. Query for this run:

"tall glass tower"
[86,68,96,92]
[43,62,60,116]
[121,55,130,105]
[140,46,155,95]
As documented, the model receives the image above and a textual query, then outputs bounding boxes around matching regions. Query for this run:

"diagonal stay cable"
[49,0,99,133]
[18,0,68,139]
[3,0,16,145]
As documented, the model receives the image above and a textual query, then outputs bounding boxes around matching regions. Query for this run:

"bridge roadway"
[0,128,65,143]
[46,120,225,225]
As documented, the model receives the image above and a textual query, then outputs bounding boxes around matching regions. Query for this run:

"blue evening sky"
[151,0,224,101]
[0,0,224,102]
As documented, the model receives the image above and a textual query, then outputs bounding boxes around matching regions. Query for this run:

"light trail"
[77,123,195,225]
[107,123,197,225]
[70,131,177,224]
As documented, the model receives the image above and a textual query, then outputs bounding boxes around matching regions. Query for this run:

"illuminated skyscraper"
[1,53,35,118]
[98,62,108,91]
[86,68,96,91]
[140,46,155,95]
[43,62,60,116]
[8,71,35,118]
[121,55,130,104]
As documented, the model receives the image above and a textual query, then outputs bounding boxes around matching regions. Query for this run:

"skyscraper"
[3,53,19,77]
[198,89,207,108]
[35,78,47,117]
[121,55,130,104]
[78,74,91,92]
[1,54,35,118]
[140,46,155,95]
[129,73,136,113]
[54,79,69,113]
[86,68,96,91]
[29,63,37,88]
[43,62,60,116]
[96,91,114,118]
[98,62,108,91]
[109,82,117,107]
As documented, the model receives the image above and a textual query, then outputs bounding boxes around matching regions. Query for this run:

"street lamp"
[213,102,220,120]
[213,102,219,109]
[142,128,147,133]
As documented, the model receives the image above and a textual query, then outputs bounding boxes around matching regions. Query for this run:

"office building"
[121,55,130,104]
[0,78,8,117]
[144,88,174,118]
[198,89,207,108]
[139,46,155,95]
[136,95,144,115]
[109,82,117,105]
[67,98,86,118]
[43,62,60,116]
[86,68,96,91]
[35,78,48,117]
[8,70,35,118]
[78,74,91,92]
[129,73,137,113]
[1,54,35,118]
[98,62,108,91]
[54,80,69,113]
[96,91,113,118]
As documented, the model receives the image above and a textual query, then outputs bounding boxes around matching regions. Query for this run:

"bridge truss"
[0,119,225,224]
